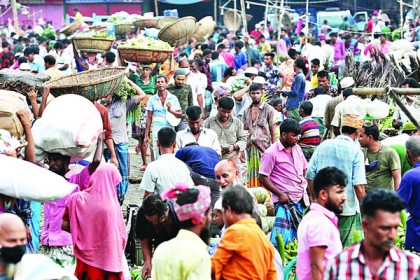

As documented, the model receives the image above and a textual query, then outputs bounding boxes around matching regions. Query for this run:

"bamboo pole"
[353,88,420,95]
[389,90,420,130]
[276,0,285,67]
[240,0,251,65]
[154,0,158,17]
[305,0,309,44]
[214,0,217,23]
[400,0,403,38]
[234,0,237,29]
[10,0,19,32]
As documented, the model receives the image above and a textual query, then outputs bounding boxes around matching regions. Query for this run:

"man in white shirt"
[175,105,221,157]
[179,58,205,113]
[309,86,332,136]
[140,127,194,200]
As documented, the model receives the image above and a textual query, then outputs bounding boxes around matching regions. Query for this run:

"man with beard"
[325,190,420,279]
[242,83,276,188]
[211,186,277,280]
[296,167,347,280]
[175,105,221,157]
[41,134,104,270]
[152,184,212,279]
[166,69,193,132]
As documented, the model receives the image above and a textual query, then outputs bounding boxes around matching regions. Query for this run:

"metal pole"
[305,0,309,43]
[214,0,217,23]
[154,0,158,17]
[400,0,404,38]
[277,0,285,67]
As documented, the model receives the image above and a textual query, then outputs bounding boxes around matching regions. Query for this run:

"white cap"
[244,67,258,75]
[340,77,355,89]
[13,34,19,40]
[253,76,266,85]
[19,63,31,71]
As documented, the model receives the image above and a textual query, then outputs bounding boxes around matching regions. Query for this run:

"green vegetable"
[115,80,143,124]
[353,230,363,243]
[120,36,172,50]
[276,233,285,264]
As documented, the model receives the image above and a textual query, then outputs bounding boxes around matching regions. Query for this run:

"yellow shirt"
[260,41,272,53]
[152,229,211,280]
[212,218,277,280]
[310,73,318,89]
[75,12,83,22]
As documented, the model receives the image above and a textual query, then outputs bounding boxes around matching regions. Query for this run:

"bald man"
[214,159,240,190]
[0,213,76,279]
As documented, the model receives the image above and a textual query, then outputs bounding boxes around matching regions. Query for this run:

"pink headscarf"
[66,163,127,272]
[161,183,211,225]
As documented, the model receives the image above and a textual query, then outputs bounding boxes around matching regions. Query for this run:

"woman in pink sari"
[62,164,127,280]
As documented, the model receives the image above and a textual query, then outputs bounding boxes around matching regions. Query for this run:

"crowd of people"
[1,7,420,280]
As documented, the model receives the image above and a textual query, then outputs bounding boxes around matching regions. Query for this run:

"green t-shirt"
[166,84,193,120]
[339,21,350,31]
[389,144,412,176]
[129,72,157,95]
[363,145,401,192]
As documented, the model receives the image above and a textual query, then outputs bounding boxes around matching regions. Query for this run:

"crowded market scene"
[1,0,420,278]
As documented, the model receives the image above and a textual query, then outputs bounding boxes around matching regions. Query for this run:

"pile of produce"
[0,69,50,97]
[119,36,172,50]
[114,80,142,124]
[73,31,114,39]
[107,11,131,24]
[248,187,275,234]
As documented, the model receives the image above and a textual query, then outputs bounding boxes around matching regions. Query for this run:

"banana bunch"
[395,210,407,250]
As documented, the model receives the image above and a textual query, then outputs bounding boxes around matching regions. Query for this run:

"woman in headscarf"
[62,164,127,279]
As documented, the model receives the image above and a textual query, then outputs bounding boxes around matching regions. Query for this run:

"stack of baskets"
[115,23,133,35]
[45,67,126,101]
[72,37,114,53]
[158,16,197,47]
[59,20,82,36]
[192,16,215,42]
[157,17,178,29]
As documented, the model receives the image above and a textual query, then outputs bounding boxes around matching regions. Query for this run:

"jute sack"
[0,90,33,140]
[32,94,103,162]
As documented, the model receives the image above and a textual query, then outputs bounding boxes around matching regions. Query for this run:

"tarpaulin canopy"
[158,0,206,4]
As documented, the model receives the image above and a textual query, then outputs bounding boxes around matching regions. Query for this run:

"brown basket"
[192,16,215,42]
[45,67,126,101]
[88,26,108,33]
[115,23,132,35]
[158,16,197,47]
[157,17,178,29]
[59,20,82,36]
[72,37,114,53]
[223,10,252,32]
[118,47,173,63]
[133,19,159,29]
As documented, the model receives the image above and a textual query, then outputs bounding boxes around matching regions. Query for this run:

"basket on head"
[157,16,178,29]
[118,47,173,64]
[88,26,108,33]
[59,20,82,36]
[45,67,126,102]
[72,37,114,53]
[158,16,197,47]
[133,18,159,29]
[192,16,215,42]
[115,23,132,35]
[223,10,241,32]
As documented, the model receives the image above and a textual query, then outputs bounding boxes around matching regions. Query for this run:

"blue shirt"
[306,135,366,216]
[175,146,219,179]
[147,91,181,138]
[281,71,306,110]
[397,161,420,251]
[234,51,248,70]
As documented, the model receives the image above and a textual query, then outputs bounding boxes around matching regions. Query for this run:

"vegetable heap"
[114,80,143,124]
[73,31,114,39]
[120,36,172,50]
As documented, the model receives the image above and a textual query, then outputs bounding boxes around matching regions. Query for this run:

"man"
[323,76,354,139]
[136,194,182,279]
[73,8,83,22]
[144,75,182,159]
[297,167,347,280]
[309,58,320,90]
[325,190,420,279]
[242,83,276,187]
[178,58,205,114]
[358,123,401,192]
[209,51,228,83]
[24,46,45,74]
[262,52,286,103]
[175,105,221,156]
[298,101,320,160]
[310,86,331,136]
[51,42,71,75]
[140,127,193,199]
[233,40,247,70]
[330,32,346,63]
[331,88,367,136]
[307,114,366,247]
[397,135,420,253]
[259,119,309,246]
[167,68,193,131]
[279,58,306,121]
[307,70,338,99]
[214,159,240,190]
[232,67,257,120]
[176,142,220,206]
[0,42,14,69]
[211,186,277,280]
[339,17,351,31]
[204,96,246,163]
[250,24,263,45]
[43,55,64,79]
[217,43,234,68]
[258,35,271,53]
[153,185,212,279]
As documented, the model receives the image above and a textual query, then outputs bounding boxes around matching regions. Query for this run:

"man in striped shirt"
[324,190,420,279]
[298,101,320,160]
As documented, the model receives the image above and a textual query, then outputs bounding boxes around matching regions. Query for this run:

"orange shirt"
[211,218,277,280]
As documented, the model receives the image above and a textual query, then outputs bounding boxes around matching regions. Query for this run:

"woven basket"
[157,17,178,29]
[133,19,159,29]
[59,20,82,36]
[115,23,132,35]
[158,16,196,47]
[88,26,108,33]
[192,16,215,42]
[118,47,173,63]
[72,37,114,53]
[45,67,126,101]
[223,10,253,32]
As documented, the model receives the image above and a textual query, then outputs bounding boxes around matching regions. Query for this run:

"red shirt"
[365,20,373,33]
[94,102,113,140]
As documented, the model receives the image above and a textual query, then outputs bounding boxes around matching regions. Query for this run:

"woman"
[62,164,127,279]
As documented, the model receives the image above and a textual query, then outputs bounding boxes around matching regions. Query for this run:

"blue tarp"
[158,0,206,4]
